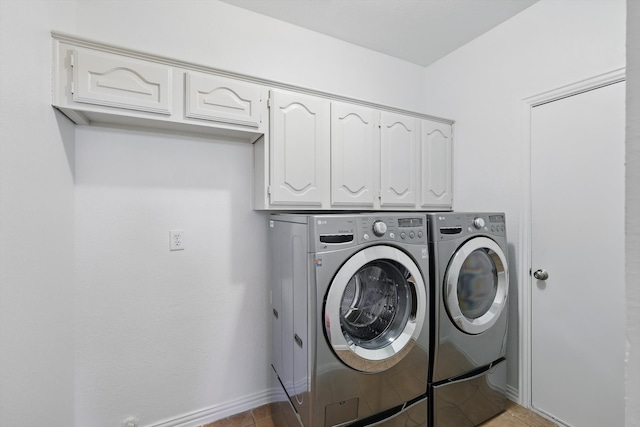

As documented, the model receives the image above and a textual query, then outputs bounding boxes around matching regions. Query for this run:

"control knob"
[473,217,485,229]
[372,220,387,237]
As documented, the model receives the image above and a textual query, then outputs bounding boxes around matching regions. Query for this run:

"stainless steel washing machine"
[426,212,509,427]
[270,213,430,427]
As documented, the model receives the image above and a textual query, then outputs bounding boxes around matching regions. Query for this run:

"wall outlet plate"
[170,229,184,251]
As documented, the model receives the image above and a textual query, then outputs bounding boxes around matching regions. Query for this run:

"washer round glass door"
[445,237,508,335]
[324,245,426,373]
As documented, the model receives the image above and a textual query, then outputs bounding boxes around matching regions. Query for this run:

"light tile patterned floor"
[202,399,558,427]
[478,400,558,427]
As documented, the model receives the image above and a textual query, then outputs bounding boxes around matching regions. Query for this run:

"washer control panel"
[309,214,428,251]
[372,220,388,237]
[358,215,426,244]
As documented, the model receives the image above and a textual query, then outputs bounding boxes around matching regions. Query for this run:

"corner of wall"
[625,1,640,425]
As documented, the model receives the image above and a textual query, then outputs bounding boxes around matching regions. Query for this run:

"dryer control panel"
[428,212,507,242]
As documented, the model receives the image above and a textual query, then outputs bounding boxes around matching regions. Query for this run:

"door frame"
[518,67,626,410]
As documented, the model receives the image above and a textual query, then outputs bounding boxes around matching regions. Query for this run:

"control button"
[363,233,370,240]
[400,232,407,239]
[389,232,395,239]
[418,231,423,238]
[372,220,387,237]
[473,217,485,229]
[409,231,415,239]
[491,226,496,232]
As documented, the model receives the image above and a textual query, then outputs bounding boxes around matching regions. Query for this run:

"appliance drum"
[339,260,413,350]
[324,245,426,373]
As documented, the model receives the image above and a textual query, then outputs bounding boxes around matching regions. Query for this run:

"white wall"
[75,0,428,114]
[71,1,429,426]
[626,1,640,425]
[0,1,77,427]
[421,0,626,394]
[74,127,268,426]
[2,1,635,426]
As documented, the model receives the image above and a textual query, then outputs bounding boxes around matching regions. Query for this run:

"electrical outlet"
[170,229,184,251]
[122,416,139,427]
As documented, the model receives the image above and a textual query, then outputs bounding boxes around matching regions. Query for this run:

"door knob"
[533,269,549,280]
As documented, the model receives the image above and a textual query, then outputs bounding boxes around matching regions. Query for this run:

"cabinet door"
[380,112,418,208]
[421,120,453,208]
[73,48,172,115]
[185,72,263,128]
[270,90,330,207]
[331,102,378,207]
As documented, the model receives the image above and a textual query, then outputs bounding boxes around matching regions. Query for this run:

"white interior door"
[530,81,625,426]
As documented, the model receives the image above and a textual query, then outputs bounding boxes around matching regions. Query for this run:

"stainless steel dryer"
[270,213,430,427]
[426,212,509,427]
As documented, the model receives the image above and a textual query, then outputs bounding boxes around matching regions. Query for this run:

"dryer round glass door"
[324,245,427,373]
[444,237,508,334]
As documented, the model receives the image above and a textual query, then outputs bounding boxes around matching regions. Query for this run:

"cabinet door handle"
[294,334,303,348]
[272,308,279,319]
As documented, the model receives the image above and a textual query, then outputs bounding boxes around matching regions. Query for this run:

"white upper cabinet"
[185,72,263,129]
[269,89,330,208]
[52,34,453,212]
[258,99,453,211]
[380,112,418,208]
[330,102,379,208]
[52,36,266,143]
[72,48,172,115]
[421,120,453,208]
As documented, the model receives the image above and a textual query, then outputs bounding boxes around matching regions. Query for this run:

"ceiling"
[219,0,539,67]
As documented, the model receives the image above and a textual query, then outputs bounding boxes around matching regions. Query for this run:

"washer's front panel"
[431,359,507,427]
[311,214,430,427]
[427,212,510,385]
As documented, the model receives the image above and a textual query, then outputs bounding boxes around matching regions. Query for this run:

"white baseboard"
[148,383,519,426]
[150,388,282,427]
[506,384,519,404]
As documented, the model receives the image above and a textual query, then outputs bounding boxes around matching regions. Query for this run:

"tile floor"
[478,400,558,427]
[202,399,558,427]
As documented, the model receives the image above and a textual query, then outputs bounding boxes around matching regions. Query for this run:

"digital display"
[398,218,424,227]
[489,215,504,223]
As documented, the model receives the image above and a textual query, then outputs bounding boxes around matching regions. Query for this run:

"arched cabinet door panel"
[330,101,379,208]
[185,72,263,129]
[269,89,330,207]
[421,120,453,209]
[380,112,418,208]
[73,48,172,115]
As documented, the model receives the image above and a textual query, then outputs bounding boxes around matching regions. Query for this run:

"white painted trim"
[506,384,519,403]
[149,388,283,427]
[518,67,626,410]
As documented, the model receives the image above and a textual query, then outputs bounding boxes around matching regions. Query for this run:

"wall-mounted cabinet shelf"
[53,35,267,143]
[52,32,454,211]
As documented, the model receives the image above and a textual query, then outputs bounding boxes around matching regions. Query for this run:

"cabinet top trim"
[51,31,454,125]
